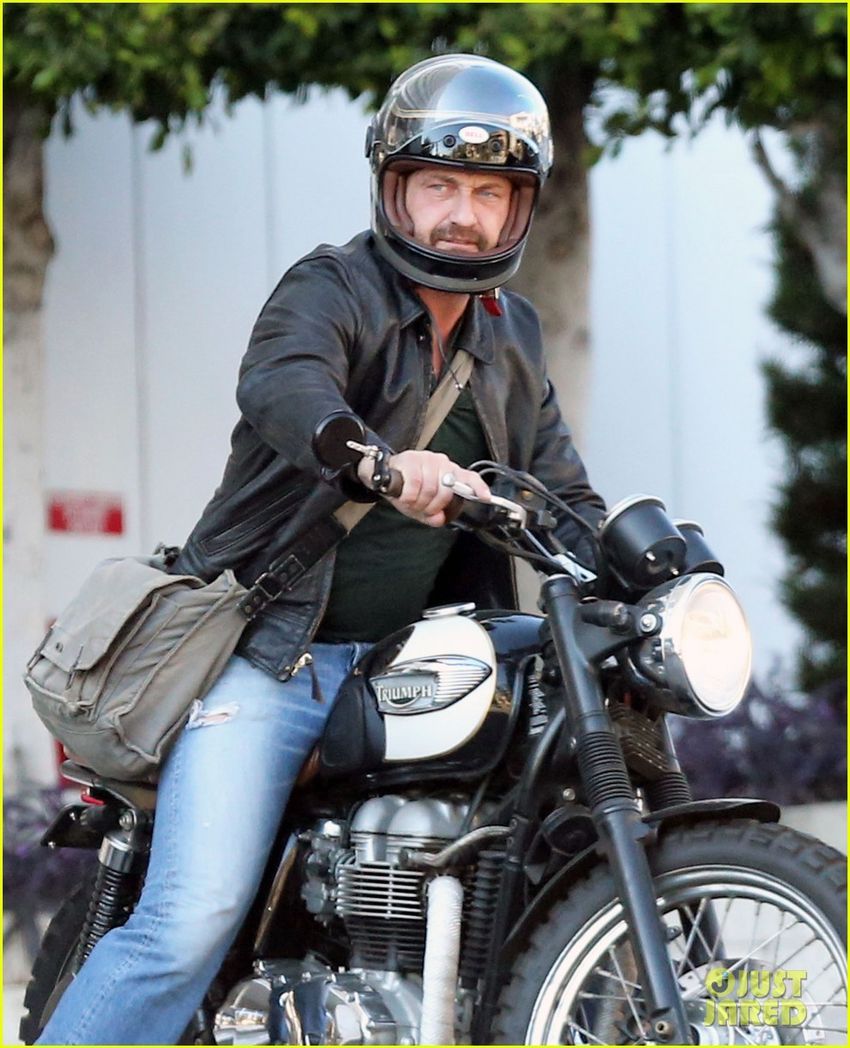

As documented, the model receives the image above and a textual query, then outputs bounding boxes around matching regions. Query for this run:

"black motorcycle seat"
[61,759,158,812]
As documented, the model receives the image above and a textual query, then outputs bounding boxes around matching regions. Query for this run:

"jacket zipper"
[277,548,337,681]
[416,321,435,434]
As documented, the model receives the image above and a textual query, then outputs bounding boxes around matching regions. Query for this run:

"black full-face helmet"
[367,54,554,293]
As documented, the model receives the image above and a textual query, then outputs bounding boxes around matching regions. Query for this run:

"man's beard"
[429,223,487,252]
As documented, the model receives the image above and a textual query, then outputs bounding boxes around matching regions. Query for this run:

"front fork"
[542,575,693,1044]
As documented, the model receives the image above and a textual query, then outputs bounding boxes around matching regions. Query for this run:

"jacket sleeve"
[236,256,392,481]
[529,375,607,567]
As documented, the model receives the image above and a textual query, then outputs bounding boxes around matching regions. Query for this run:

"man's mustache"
[430,223,486,250]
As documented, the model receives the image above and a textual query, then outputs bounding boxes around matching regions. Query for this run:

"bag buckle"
[254,572,285,602]
[239,555,307,620]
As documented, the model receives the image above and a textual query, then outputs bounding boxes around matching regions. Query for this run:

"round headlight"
[634,574,752,717]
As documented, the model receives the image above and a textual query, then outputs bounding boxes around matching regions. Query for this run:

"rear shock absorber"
[73,811,149,968]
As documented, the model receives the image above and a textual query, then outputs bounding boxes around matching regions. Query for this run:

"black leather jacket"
[173,231,605,679]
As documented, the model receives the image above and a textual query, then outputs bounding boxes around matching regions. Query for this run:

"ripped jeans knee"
[186,699,240,729]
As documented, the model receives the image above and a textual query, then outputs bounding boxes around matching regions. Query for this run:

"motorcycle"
[21,417,847,1045]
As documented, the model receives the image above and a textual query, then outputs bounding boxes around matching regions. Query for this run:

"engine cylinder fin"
[346,916,428,972]
[304,800,483,976]
[337,861,427,924]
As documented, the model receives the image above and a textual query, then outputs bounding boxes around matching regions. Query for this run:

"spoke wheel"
[494,820,847,1046]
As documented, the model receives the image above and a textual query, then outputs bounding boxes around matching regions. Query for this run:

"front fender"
[643,796,780,833]
[501,796,780,963]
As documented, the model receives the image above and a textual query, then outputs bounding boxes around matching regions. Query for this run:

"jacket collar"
[453,298,496,365]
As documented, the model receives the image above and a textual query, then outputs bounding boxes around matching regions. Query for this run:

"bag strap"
[334,349,474,533]
[238,349,474,620]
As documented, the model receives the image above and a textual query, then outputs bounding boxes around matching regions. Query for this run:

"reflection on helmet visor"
[387,122,541,169]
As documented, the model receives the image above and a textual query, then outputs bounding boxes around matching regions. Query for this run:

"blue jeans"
[37,643,369,1046]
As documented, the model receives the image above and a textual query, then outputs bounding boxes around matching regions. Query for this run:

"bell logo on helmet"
[458,125,490,145]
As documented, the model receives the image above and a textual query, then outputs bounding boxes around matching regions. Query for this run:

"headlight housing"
[631,573,752,718]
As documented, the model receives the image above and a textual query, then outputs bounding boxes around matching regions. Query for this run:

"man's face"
[404,165,514,254]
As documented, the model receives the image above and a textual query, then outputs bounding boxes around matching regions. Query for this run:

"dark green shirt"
[316,384,488,642]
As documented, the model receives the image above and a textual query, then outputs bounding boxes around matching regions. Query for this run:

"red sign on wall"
[47,492,125,535]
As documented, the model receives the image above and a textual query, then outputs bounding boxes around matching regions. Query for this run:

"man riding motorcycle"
[37,54,606,1045]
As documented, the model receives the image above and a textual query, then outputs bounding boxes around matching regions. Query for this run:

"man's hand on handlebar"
[356,450,491,528]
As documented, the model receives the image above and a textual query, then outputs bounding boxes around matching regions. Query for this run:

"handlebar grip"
[443,494,467,524]
[381,470,463,520]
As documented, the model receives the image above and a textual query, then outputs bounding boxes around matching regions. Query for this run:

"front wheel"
[494,820,847,1045]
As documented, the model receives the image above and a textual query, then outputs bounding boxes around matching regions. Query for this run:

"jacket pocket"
[201,484,306,557]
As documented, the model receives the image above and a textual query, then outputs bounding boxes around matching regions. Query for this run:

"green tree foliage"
[5,3,845,147]
[763,215,846,694]
[6,3,845,307]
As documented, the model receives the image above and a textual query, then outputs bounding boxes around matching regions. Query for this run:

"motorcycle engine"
[214,794,487,1045]
[303,794,471,969]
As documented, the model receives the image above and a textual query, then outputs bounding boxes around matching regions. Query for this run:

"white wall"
[588,119,800,680]
[7,89,803,781]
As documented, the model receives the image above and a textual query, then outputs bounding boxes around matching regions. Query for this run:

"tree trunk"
[509,69,592,448]
[752,126,847,317]
[3,94,56,784]
[508,71,592,611]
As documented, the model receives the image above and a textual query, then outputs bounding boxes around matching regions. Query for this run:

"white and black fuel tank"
[317,605,544,786]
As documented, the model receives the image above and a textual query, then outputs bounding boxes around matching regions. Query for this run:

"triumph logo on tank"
[371,656,491,714]
[372,673,438,706]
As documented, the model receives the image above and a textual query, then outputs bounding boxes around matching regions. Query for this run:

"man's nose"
[448,188,476,225]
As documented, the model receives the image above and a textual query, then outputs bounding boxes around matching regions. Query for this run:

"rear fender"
[41,804,114,849]
[43,761,158,849]
[501,797,780,963]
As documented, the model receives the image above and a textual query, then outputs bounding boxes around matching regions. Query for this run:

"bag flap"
[41,556,203,673]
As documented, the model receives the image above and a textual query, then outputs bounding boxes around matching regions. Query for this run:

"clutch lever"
[441,473,528,529]
[344,440,525,530]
